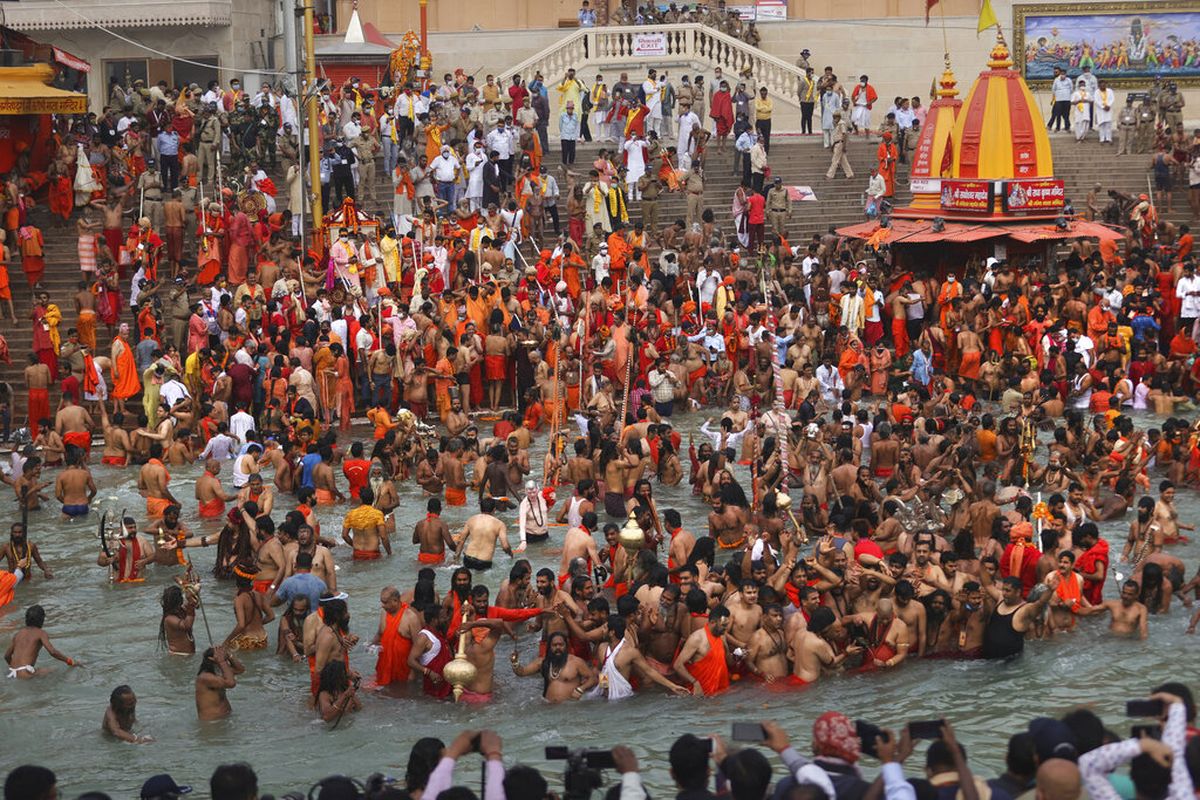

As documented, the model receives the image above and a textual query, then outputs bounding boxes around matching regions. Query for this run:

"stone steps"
[0,134,1189,423]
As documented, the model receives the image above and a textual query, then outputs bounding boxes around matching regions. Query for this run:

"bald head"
[876,598,894,619]
[1035,759,1081,800]
[205,459,221,475]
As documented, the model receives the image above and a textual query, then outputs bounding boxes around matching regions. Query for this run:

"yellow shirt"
[754,97,773,121]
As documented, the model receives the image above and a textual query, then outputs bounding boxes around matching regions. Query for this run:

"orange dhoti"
[418,551,446,564]
[77,310,97,352]
[444,486,467,506]
[375,608,413,686]
[353,549,381,560]
[62,430,92,455]
[485,354,507,381]
[28,387,49,437]
[891,317,909,357]
[314,488,335,505]
[958,350,982,380]
[199,498,226,517]
[146,496,173,517]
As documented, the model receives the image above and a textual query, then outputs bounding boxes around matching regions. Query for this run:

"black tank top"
[982,604,1024,659]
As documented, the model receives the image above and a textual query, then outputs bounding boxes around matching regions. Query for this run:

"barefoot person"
[589,615,688,699]
[54,448,96,521]
[454,497,513,570]
[512,630,598,702]
[5,604,78,678]
[413,498,455,564]
[139,442,178,518]
[159,585,197,655]
[342,487,390,560]
[225,566,270,651]
[102,685,153,743]
[195,645,244,720]
[673,604,732,695]
[1084,579,1149,639]
[196,459,235,518]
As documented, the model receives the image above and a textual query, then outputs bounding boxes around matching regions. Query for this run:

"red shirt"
[342,458,371,500]
[508,85,528,111]
[747,192,766,224]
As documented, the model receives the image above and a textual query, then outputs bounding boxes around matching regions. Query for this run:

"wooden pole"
[303,0,324,232]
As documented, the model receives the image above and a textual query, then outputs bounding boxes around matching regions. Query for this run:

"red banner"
[939,179,993,213]
[1001,178,1065,212]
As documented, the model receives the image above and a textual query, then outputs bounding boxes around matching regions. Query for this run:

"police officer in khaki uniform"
[138,160,165,232]
[826,111,854,179]
[1136,99,1156,154]
[197,108,222,186]
[1160,82,1185,131]
[1116,96,1137,156]
[766,176,791,237]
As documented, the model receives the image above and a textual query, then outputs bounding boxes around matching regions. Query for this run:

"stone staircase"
[501,23,809,134]
[3,132,1188,422]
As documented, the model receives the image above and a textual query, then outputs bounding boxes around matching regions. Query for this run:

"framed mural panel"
[1013,2,1200,88]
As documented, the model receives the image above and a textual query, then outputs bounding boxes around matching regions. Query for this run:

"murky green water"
[1,411,1197,799]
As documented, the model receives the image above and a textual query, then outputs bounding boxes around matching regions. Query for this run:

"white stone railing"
[501,22,804,118]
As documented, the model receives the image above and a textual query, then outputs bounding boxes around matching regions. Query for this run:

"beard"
[546,649,568,671]
[538,584,554,597]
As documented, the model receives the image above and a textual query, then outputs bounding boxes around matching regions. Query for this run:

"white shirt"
[429,153,460,182]
[696,268,720,305]
[1074,334,1096,368]
[1178,275,1200,318]
[229,410,255,442]
[1052,75,1074,102]
[486,127,513,159]
[815,363,844,401]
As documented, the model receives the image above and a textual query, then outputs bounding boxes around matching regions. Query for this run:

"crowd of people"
[0,21,1199,800]
[6,687,1200,800]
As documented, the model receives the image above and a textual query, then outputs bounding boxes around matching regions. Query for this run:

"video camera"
[545,746,616,800]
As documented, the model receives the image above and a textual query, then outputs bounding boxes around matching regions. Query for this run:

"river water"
[1,411,1198,799]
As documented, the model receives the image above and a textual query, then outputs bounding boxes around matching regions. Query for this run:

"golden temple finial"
[987,27,1012,69]
[938,53,959,99]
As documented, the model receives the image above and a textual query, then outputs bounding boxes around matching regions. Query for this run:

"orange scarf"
[148,457,171,483]
[1055,571,1082,613]
[395,167,414,199]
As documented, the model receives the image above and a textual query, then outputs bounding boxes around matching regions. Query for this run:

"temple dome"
[948,31,1054,180]
[902,60,962,212]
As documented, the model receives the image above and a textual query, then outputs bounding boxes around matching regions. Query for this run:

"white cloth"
[623,139,646,182]
[587,640,634,700]
[1093,88,1115,125]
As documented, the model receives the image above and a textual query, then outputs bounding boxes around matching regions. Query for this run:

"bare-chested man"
[54,448,96,521]
[455,497,512,570]
[195,645,244,720]
[4,604,77,678]
[413,497,455,565]
[196,459,235,518]
[745,602,789,682]
[512,630,597,702]
[1067,565,1141,632]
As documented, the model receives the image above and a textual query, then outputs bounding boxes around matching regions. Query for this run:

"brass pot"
[618,512,644,551]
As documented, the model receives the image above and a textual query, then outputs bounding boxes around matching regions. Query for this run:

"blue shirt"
[275,572,327,610]
[155,130,180,156]
[1131,314,1160,344]
[559,112,580,141]
[299,453,322,489]
[911,349,933,385]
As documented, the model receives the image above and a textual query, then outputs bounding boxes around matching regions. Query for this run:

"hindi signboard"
[939,179,994,214]
[1001,178,1066,213]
